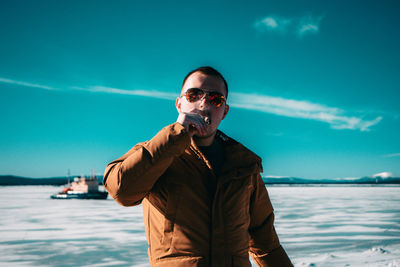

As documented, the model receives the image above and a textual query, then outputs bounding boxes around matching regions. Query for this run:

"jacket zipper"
[190,145,218,266]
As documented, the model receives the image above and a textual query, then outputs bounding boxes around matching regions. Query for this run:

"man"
[103,66,292,266]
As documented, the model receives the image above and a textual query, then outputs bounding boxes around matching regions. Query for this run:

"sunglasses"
[181,88,226,107]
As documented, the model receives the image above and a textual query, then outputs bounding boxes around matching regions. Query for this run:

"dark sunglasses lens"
[209,93,224,107]
[186,88,203,102]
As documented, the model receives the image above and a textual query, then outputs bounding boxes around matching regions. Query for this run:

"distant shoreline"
[265,183,400,187]
[262,176,400,185]
[1,175,399,186]
[0,175,103,186]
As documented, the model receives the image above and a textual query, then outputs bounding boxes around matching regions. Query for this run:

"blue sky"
[1,0,399,179]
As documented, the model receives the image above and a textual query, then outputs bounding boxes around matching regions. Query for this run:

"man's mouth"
[204,117,211,125]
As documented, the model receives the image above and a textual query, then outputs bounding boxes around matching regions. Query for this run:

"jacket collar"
[187,130,263,183]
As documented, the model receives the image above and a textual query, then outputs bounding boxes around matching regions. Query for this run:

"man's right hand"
[177,112,208,137]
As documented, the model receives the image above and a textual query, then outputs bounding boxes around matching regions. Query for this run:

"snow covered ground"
[0,186,399,266]
[270,186,400,267]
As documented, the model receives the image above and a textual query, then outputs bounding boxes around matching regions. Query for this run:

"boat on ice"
[50,175,108,200]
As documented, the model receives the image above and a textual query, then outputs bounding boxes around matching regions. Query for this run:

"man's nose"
[198,95,210,108]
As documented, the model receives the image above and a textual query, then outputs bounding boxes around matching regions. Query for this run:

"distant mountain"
[0,175,103,186]
[1,174,399,186]
[262,175,400,184]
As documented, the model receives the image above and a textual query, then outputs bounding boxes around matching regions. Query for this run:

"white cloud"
[297,15,323,37]
[0,77,382,131]
[254,16,292,33]
[0,77,57,90]
[229,92,381,131]
[263,17,278,28]
[254,14,324,38]
[73,86,177,100]
[298,24,319,35]
[383,153,400,158]
[372,172,393,178]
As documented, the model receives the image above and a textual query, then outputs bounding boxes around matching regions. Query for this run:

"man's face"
[176,71,229,139]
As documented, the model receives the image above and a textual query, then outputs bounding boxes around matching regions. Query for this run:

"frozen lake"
[1,186,399,267]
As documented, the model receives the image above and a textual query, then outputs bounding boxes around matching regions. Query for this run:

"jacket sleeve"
[103,122,191,207]
[248,173,293,267]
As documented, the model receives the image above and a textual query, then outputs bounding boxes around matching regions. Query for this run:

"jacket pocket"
[161,183,182,248]
[153,255,206,267]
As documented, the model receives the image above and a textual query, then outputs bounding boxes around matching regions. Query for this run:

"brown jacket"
[104,123,292,267]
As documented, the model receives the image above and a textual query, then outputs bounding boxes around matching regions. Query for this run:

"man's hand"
[177,112,208,137]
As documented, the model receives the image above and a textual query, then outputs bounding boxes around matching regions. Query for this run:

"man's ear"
[175,97,182,113]
[222,104,229,120]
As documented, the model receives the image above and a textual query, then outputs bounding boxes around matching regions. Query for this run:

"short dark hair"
[181,66,228,99]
